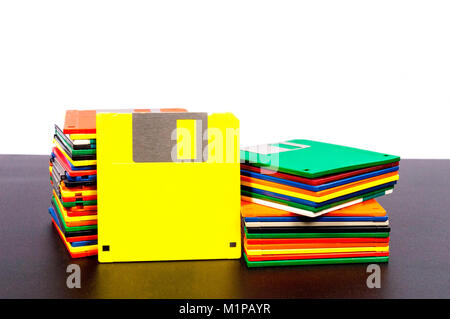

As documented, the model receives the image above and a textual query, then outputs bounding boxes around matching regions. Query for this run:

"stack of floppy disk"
[240,139,400,267]
[48,108,192,259]
[48,110,98,258]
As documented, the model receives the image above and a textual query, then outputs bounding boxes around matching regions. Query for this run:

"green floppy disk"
[240,139,400,178]
[243,226,390,239]
[243,253,389,267]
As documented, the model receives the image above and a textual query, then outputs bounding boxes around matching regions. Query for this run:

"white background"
[0,1,449,158]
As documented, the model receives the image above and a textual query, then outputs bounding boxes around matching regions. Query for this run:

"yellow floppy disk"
[69,133,96,140]
[96,111,241,262]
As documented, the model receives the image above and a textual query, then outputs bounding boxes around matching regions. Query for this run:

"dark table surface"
[0,155,449,299]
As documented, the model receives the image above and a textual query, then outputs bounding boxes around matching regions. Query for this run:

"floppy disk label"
[240,141,311,172]
[242,142,310,155]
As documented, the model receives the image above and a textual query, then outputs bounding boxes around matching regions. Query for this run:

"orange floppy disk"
[241,199,387,218]
[63,108,188,134]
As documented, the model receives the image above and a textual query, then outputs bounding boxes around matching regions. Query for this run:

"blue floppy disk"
[240,166,399,192]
